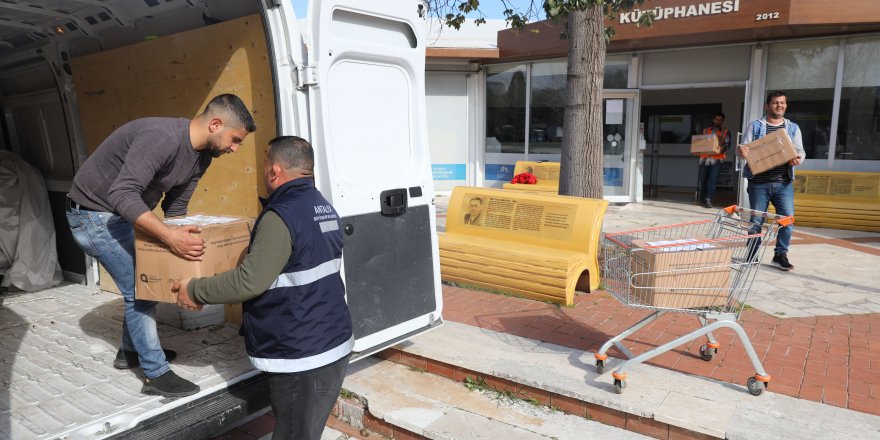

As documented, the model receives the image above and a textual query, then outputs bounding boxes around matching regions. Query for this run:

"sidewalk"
[436,196,880,415]
[219,196,880,438]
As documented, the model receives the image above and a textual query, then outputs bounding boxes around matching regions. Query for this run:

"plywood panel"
[71,15,277,294]
[71,14,276,219]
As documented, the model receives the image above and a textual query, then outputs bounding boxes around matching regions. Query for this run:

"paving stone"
[395,321,880,439]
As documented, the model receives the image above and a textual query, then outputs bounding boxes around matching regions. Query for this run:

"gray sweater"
[68,117,212,224]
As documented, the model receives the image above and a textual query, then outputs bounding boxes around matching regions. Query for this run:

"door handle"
[380,188,407,216]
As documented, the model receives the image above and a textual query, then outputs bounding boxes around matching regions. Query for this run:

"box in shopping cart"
[630,238,733,308]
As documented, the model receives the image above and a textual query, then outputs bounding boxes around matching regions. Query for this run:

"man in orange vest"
[698,112,731,208]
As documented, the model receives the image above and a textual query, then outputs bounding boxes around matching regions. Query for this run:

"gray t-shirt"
[69,117,212,224]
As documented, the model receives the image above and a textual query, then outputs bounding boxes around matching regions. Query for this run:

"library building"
[425,0,880,229]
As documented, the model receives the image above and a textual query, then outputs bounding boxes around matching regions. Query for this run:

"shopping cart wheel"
[613,379,626,394]
[596,359,605,374]
[746,377,765,396]
[699,345,715,361]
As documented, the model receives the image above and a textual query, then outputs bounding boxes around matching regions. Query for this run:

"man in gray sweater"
[66,94,256,397]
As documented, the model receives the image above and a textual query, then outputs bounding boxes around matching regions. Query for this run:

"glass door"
[641,104,721,200]
[602,92,638,201]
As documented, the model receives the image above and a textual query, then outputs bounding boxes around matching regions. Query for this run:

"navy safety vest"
[241,177,353,372]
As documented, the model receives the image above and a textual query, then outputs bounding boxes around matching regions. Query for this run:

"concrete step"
[341,356,649,440]
[253,426,349,440]
[378,321,880,440]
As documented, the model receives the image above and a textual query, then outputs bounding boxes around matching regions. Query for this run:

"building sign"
[608,0,793,43]
[485,163,516,181]
[620,1,740,24]
[432,164,466,181]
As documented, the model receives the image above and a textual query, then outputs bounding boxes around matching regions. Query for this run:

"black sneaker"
[704,198,713,208]
[141,370,200,398]
[114,348,178,369]
[771,253,794,271]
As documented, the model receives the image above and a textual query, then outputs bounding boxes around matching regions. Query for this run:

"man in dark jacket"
[175,136,353,440]
[66,94,255,397]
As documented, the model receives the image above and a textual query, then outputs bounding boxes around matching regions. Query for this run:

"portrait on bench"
[464,197,485,225]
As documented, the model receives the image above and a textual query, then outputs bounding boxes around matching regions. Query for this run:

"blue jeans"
[699,161,722,201]
[746,181,794,256]
[66,208,170,378]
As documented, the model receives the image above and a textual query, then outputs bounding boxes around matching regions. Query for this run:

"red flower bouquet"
[510,172,538,184]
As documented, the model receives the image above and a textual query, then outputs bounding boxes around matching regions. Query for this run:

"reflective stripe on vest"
[249,335,354,373]
[269,258,343,289]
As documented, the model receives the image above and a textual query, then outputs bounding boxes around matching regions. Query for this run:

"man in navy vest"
[174,136,353,439]
[737,91,806,271]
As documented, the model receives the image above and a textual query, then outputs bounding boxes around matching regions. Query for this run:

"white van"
[0,1,442,438]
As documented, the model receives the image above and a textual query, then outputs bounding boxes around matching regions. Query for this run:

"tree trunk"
[558,6,606,199]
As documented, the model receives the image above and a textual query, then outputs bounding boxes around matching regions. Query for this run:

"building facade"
[426,0,880,204]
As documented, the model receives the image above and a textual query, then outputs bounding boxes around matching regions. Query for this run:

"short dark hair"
[469,197,483,204]
[203,94,257,132]
[267,136,314,173]
[766,91,787,104]
[714,112,725,119]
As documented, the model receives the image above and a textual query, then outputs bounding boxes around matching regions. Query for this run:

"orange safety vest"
[700,126,729,160]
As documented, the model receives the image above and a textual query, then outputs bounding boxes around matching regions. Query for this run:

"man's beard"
[206,136,225,158]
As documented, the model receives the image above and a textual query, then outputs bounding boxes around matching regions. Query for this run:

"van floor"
[0,283,254,439]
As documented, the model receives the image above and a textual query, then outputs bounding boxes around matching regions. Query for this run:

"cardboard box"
[690,134,721,155]
[135,215,254,304]
[630,238,733,309]
[743,128,799,175]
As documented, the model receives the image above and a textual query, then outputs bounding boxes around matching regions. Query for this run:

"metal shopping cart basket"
[595,205,793,396]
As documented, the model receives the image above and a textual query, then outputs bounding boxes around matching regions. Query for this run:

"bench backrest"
[786,170,880,232]
[513,161,560,188]
[446,186,608,253]
[792,170,879,202]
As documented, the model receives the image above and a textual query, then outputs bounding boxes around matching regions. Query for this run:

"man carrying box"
[698,112,731,208]
[174,136,353,440]
[736,91,805,271]
[65,94,256,397]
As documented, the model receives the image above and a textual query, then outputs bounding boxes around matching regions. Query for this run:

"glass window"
[642,45,751,85]
[528,61,566,155]
[766,40,839,160]
[838,36,880,161]
[604,56,629,89]
[486,64,526,154]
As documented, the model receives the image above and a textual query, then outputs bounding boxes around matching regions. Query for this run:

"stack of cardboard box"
[630,238,734,309]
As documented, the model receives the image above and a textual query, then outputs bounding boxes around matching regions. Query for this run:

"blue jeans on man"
[66,208,169,378]
[699,161,722,204]
[746,180,794,258]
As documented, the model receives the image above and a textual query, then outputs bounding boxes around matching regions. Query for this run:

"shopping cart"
[595,205,793,396]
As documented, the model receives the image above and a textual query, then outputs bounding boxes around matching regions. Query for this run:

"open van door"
[303,0,442,357]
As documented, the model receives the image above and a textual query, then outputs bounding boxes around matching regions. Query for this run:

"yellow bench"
[439,186,608,305]
[789,171,880,232]
[502,161,560,193]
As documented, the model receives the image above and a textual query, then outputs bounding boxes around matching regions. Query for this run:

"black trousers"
[268,354,350,440]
